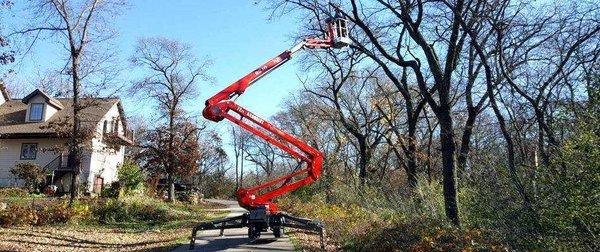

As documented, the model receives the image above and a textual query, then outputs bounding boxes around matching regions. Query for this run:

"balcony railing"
[103,129,135,146]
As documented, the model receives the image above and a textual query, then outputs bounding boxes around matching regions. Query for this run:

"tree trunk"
[167,106,176,202]
[439,108,460,225]
[537,121,550,166]
[240,141,244,187]
[487,88,538,225]
[457,110,477,178]
[358,137,368,186]
[497,112,536,216]
[425,114,436,184]
[68,167,79,205]
[235,150,239,189]
[406,123,418,187]
[167,172,175,202]
[68,52,81,207]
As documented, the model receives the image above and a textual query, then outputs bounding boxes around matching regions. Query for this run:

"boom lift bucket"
[328,15,351,48]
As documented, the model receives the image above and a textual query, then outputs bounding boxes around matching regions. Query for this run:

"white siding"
[0,102,126,192]
[0,138,66,186]
[0,92,5,105]
[85,103,125,192]
[45,103,58,121]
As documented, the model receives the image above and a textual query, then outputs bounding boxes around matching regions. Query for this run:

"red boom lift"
[190,13,350,250]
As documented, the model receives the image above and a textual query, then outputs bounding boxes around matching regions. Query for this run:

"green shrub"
[101,181,121,198]
[118,159,146,195]
[93,200,128,223]
[133,201,170,221]
[537,126,600,251]
[10,163,45,192]
[92,198,172,224]
[458,119,600,251]
[459,170,540,249]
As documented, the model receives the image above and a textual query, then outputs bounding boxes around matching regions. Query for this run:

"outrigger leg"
[189,214,247,250]
[189,209,325,250]
[275,212,326,250]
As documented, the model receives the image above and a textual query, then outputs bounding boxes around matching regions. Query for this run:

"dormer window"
[29,103,44,121]
[22,89,64,122]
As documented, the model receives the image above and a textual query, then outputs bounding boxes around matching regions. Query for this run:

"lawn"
[0,225,190,251]
[0,189,228,251]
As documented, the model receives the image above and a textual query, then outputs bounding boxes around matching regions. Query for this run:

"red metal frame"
[203,20,344,213]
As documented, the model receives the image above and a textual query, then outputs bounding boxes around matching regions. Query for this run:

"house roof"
[0,82,9,101]
[0,97,122,138]
[22,89,64,110]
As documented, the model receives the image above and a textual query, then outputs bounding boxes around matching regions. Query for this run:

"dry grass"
[288,229,340,252]
[0,193,229,251]
[0,226,188,251]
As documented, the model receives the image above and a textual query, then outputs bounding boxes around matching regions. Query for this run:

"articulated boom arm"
[202,23,347,213]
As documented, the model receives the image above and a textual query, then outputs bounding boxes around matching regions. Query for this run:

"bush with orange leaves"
[279,197,383,247]
[0,200,89,227]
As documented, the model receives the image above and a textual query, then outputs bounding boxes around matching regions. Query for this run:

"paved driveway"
[171,199,295,252]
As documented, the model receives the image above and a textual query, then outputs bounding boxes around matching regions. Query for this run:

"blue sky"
[113,1,303,118]
[4,1,308,163]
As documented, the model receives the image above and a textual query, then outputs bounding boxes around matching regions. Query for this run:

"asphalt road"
[171,199,296,252]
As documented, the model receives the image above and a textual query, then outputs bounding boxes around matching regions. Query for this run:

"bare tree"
[272,0,482,224]
[129,36,212,201]
[494,1,600,164]
[12,0,126,205]
[243,136,278,179]
[302,48,388,186]
[230,126,253,188]
[230,126,241,188]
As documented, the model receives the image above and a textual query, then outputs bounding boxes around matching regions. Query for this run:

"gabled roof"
[0,97,121,138]
[21,89,64,110]
[0,82,10,101]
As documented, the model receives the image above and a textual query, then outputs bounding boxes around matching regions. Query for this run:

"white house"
[0,83,133,194]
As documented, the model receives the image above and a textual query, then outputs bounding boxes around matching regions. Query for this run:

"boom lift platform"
[189,12,350,251]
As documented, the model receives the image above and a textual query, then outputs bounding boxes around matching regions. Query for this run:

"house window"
[103,120,108,134]
[20,143,38,160]
[29,103,44,121]
[113,117,119,133]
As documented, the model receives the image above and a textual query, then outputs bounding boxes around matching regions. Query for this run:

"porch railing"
[43,153,69,172]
